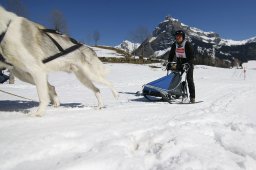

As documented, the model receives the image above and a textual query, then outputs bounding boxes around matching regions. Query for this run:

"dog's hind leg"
[73,69,104,108]
[96,77,119,99]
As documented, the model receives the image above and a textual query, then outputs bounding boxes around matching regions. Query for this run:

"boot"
[190,97,195,103]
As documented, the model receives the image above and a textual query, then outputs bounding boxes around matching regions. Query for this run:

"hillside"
[90,46,160,64]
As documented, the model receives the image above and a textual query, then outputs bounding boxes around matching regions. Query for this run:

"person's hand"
[166,63,171,70]
[167,62,177,70]
[171,64,176,70]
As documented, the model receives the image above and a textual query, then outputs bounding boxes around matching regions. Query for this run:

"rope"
[0,89,35,101]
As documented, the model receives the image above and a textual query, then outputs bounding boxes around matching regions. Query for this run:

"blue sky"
[1,0,256,46]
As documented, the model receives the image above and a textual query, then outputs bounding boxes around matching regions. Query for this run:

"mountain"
[219,37,256,46]
[134,16,256,67]
[115,40,140,54]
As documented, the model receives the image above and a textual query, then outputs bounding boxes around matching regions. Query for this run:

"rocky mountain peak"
[134,16,256,66]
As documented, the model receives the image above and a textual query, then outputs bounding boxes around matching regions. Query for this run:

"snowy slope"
[90,46,125,58]
[0,61,256,170]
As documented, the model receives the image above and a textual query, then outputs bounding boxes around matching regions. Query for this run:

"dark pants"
[186,66,195,99]
[0,71,9,84]
[173,62,196,99]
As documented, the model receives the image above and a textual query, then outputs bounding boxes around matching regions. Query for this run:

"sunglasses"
[176,34,183,37]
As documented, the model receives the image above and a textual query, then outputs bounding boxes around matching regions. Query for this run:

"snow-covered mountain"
[219,36,256,46]
[134,16,256,65]
[115,40,140,54]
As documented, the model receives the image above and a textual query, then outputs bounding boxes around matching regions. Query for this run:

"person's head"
[175,30,185,44]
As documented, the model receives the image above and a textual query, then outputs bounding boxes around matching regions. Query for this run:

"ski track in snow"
[0,63,256,170]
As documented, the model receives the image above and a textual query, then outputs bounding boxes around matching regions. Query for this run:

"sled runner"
[142,62,190,104]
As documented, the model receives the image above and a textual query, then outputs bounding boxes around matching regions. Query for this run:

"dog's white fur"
[0,6,118,116]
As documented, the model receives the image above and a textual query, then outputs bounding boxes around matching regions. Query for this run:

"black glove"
[182,63,190,71]
[166,62,177,70]
[166,63,171,70]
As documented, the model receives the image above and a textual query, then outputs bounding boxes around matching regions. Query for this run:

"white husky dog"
[0,6,118,116]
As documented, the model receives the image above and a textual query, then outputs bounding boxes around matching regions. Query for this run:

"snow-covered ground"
[0,61,256,170]
[90,46,125,58]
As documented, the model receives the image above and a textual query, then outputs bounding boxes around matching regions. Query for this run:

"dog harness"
[0,25,83,65]
[41,29,83,64]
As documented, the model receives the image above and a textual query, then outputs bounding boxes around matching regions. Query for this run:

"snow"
[164,16,179,23]
[148,37,156,43]
[1,61,256,170]
[90,46,125,58]
[154,47,171,57]
[190,27,215,35]
[115,40,140,53]
[220,51,232,56]
[220,37,256,46]
[219,39,248,46]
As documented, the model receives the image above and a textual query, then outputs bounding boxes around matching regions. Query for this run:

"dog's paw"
[53,99,60,108]
[95,105,106,110]
[28,111,44,117]
[112,90,119,99]
[50,97,60,107]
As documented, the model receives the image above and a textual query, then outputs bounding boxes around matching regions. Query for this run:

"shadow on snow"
[0,100,84,113]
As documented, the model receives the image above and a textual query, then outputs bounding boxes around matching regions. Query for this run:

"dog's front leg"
[31,71,49,117]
